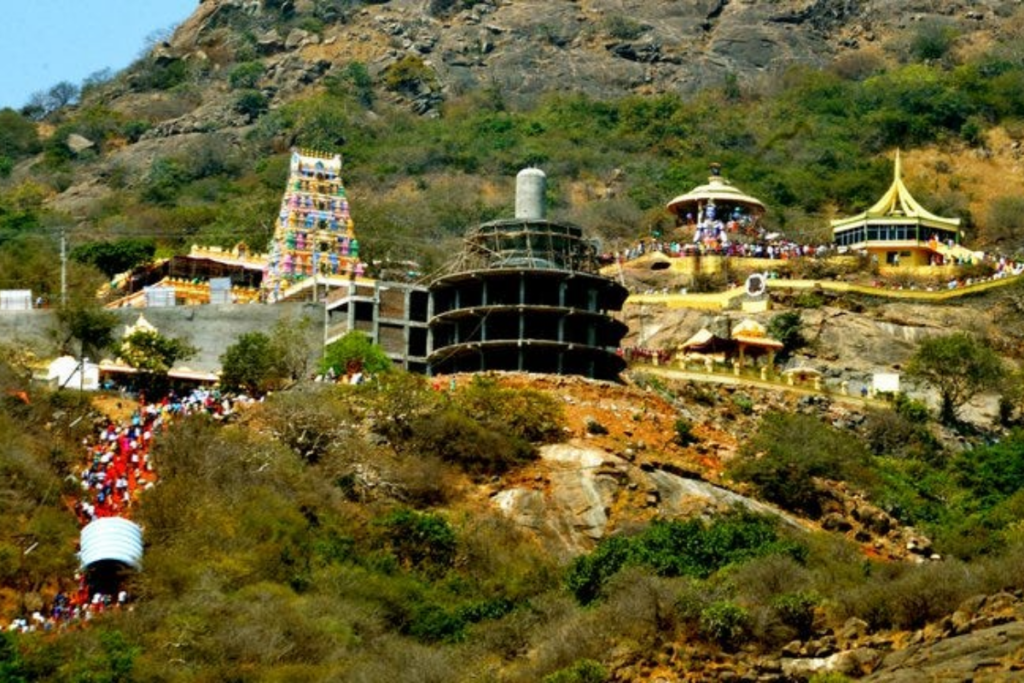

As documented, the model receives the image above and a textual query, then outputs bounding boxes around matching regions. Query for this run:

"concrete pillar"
[760,366,768,381]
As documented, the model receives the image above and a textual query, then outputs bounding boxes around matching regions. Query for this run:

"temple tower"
[263,149,362,302]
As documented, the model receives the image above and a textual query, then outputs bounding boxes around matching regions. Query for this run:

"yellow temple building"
[831,151,964,267]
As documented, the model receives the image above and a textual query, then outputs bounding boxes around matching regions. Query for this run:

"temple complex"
[263,150,363,302]
[831,151,966,266]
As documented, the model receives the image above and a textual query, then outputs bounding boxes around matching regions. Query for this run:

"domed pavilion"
[666,163,767,248]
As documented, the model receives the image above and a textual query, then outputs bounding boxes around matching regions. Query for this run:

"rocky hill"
[14,0,1022,255]
[165,0,1019,105]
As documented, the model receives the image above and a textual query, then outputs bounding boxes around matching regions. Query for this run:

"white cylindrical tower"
[515,168,547,220]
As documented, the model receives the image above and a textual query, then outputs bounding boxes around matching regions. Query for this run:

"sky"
[0,0,199,110]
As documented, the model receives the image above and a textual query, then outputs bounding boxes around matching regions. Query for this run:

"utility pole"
[60,225,67,309]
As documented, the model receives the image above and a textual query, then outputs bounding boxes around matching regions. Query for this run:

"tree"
[767,311,805,359]
[234,90,269,121]
[220,318,316,395]
[56,301,118,360]
[46,81,80,110]
[906,332,1004,424]
[220,331,278,395]
[116,328,196,375]
[70,238,155,278]
[321,331,392,377]
[268,316,316,382]
[727,412,872,517]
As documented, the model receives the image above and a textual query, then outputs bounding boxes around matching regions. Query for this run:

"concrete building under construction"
[427,169,629,380]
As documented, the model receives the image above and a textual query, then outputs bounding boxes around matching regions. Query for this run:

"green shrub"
[699,601,749,649]
[674,417,698,445]
[229,61,265,89]
[892,392,931,423]
[953,430,1024,504]
[0,631,27,683]
[120,119,150,142]
[407,603,467,643]
[377,509,457,574]
[235,89,269,120]
[810,674,853,683]
[728,412,873,518]
[454,375,565,443]
[771,591,818,639]
[141,157,191,204]
[0,109,40,161]
[543,659,609,683]
[767,311,805,358]
[910,21,958,62]
[839,560,974,630]
[732,394,754,416]
[862,407,941,462]
[327,61,374,106]
[133,57,191,90]
[601,15,646,40]
[566,510,806,605]
[384,56,436,95]
[409,408,536,476]
[794,291,826,309]
[295,16,326,35]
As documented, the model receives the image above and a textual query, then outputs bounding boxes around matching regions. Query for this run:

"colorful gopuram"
[263,149,363,302]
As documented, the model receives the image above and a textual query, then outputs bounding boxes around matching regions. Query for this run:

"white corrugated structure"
[79,517,143,571]
[515,168,546,220]
[47,355,100,391]
[144,285,177,307]
[0,290,33,311]
[209,277,232,305]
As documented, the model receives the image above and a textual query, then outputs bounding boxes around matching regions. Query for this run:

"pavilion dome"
[830,150,961,233]
[666,164,766,220]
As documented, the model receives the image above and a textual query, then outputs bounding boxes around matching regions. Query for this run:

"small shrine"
[263,149,363,302]
[831,151,965,267]
[666,163,767,249]
[676,318,782,371]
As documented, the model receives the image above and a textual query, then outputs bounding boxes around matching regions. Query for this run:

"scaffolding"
[428,217,628,380]
[441,218,602,276]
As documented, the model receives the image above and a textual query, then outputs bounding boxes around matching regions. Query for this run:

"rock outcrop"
[158,0,1019,111]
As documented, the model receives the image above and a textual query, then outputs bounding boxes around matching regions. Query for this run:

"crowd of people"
[4,387,253,633]
[617,346,673,365]
[611,237,837,263]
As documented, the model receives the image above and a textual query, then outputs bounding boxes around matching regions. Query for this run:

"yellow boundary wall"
[624,273,1023,310]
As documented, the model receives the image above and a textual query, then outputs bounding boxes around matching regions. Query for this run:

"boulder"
[66,134,96,154]
[284,28,310,50]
